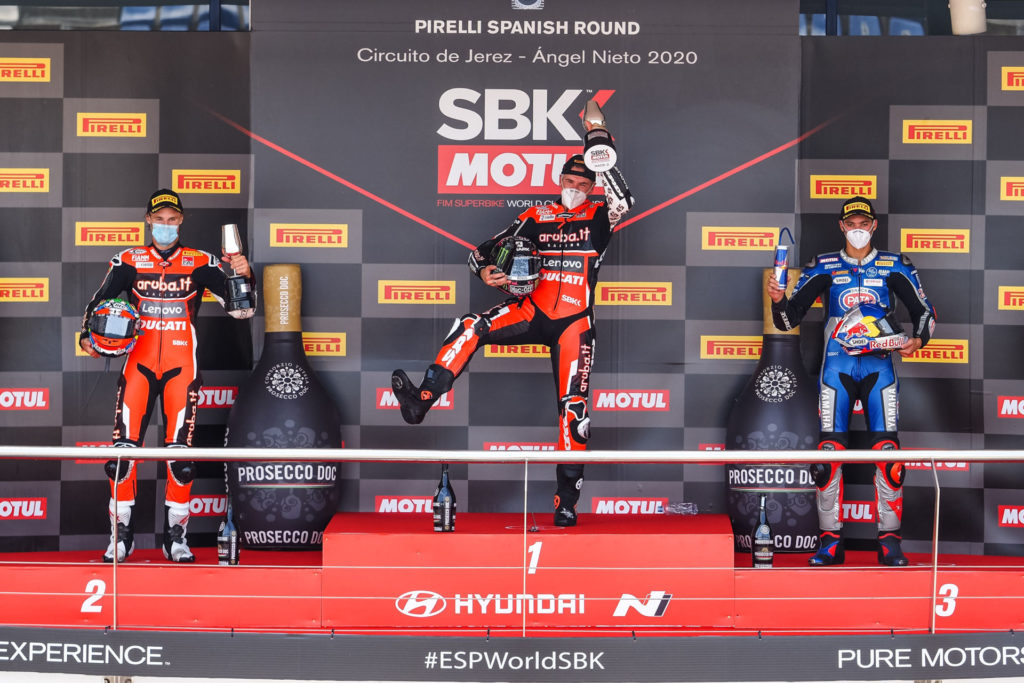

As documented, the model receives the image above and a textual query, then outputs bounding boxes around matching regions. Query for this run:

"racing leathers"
[771,247,935,564]
[391,177,631,527]
[81,243,251,562]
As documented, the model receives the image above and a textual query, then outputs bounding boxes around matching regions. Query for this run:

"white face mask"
[560,187,587,210]
[845,228,872,250]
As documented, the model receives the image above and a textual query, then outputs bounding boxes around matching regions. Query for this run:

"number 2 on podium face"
[81,579,106,613]
[527,541,543,575]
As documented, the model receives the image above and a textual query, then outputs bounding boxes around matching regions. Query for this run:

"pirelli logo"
[0,58,50,82]
[302,332,346,357]
[700,335,762,359]
[810,175,876,199]
[1001,66,1024,91]
[901,339,968,364]
[0,168,49,192]
[1000,177,1024,201]
[0,278,48,301]
[76,113,146,137]
[75,221,144,246]
[901,120,971,144]
[172,169,240,194]
[484,344,550,358]
[901,228,970,253]
[701,226,778,251]
[270,223,348,248]
[596,282,672,305]
[378,280,455,304]
[998,286,1024,310]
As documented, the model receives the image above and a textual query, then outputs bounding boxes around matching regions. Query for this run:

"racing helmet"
[88,299,141,357]
[491,235,541,297]
[832,303,908,355]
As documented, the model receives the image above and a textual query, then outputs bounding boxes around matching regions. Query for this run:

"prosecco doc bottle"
[432,463,456,532]
[225,264,344,550]
[752,494,774,568]
[217,495,239,565]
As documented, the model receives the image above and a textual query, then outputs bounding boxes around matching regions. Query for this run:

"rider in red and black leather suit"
[391,155,633,527]
[80,188,252,563]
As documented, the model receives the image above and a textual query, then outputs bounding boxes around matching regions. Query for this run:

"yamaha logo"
[395,590,447,617]
[265,362,310,400]
[754,365,797,403]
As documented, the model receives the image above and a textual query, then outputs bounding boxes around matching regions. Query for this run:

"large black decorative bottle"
[225,264,344,550]
[725,268,820,554]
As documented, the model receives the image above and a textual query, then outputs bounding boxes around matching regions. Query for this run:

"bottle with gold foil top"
[726,268,820,555]
[225,264,344,550]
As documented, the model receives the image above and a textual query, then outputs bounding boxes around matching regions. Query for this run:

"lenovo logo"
[596,282,672,305]
[376,496,433,513]
[270,223,348,247]
[593,390,669,411]
[701,226,778,251]
[0,498,46,519]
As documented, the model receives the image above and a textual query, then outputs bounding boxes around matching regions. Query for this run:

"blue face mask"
[151,223,179,247]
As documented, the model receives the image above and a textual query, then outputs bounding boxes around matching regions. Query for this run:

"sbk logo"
[612,591,672,618]
[395,590,447,617]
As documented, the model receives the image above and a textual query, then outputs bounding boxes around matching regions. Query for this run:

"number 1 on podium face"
[527,541,543,575]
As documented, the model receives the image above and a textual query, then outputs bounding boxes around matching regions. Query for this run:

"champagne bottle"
[726,269,820,554]
[225,264,344,550]
[217,496,240,565]
[752,494,774,568]
[432,463,456,532]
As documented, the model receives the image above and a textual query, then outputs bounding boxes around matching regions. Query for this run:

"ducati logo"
[395,590,447,617]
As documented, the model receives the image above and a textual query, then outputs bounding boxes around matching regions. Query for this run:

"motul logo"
[592,498,668,515]
[376,496,433,513]
[75,221,144,246]
[1002,67,1024,90]
[438,144,580,194]
[0,498,47,519]
[376,387,453,410]
[77,113,147,137]
[0,58,50,82]
[700,336,761,359]
[999,286,1024,310]
[303,332,346,356]
[593,390,670,411]
[901,120,971,144]
[75,441,112,447]
[905,462,969,471]
[484,442,556,450]
[612,591,672,618]
[701,226,778,251]
[841,501,876,523]
[901,229,969,253]
[0,389,49,410]
[998,396,1024,418]
[270,223,348,248]
[0,168,49,192]
[189,495,227,517]
[196,387,237,408]
[172,169,240,194]
[484,344,549,357]
[902,339,968,364]
[378,280,455,304]
[596,282,672,305]
[999,506,1024,527]
[698,443,724,450]
[810,175,876,199]
[0,278,48,301]
[1000,177,1024,200]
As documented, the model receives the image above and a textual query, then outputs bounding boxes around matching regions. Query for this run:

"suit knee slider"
[104,459,133,483]
[559,395,590,447]
[169,461,197,485]
[809,463,835,488]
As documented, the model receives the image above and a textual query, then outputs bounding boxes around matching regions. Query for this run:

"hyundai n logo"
[612,591,672,617]
[396,590,447,617]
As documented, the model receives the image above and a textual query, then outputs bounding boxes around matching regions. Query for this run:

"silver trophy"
[221,223,255,319]
[581,99,617,173]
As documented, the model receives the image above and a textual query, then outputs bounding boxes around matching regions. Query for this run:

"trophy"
[221,223,255,319]
[581,99,617,173]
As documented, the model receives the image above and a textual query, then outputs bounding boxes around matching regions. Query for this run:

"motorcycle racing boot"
[391,364,454,425]
[877,532,910,566]
[808,530,845,566]
[554,465,584,527]
[162,504,196,563]
[102,502,135,563]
